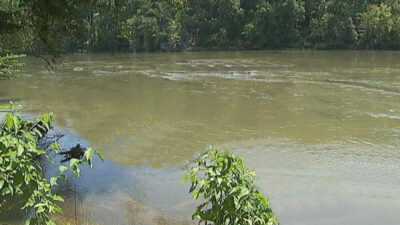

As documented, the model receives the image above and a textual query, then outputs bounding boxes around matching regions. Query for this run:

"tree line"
[1,0,400,56]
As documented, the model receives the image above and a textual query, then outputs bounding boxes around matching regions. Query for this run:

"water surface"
[1,51,400,225]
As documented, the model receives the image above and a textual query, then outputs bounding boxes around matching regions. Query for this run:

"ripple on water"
[367,113,400,120]
[219,138,400,225]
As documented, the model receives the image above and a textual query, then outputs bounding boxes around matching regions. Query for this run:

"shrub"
[182,146,278,225]
[0,103,102,225]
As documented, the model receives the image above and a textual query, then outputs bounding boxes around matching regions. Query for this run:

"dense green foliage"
[0,54,25,78]
[0,103,102,224]
[0,0,94,56]
[182,146,278,225]
[2,0,400,54]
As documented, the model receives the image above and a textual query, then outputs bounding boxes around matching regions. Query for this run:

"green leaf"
[97,151,104,161]
[58,165,68,173]
[17,144,24,156]
[51,194,64,202]
[256,193,268,207]
[0,180,4,189]
[24,219,31,225]
[84,147,94,167]
[74,167,81,177]
[22,130,35,142]
[50,177,57,186]
[6,114,14,130]
[181,173,190,184]
[0,104,10,109]
[34,203,46,208]
[192,190,200,199]
[237,187,249,199]
[69,158,79,167]
[36,206,45,213]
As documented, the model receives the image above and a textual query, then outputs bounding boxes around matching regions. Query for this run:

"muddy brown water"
[1,51,400,225]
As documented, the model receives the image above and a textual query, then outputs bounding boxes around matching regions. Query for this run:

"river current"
[1,51,399,225]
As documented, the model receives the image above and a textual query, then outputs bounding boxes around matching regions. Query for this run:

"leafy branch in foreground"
[182,146,278,225]
[0,54,25,78]
[0,103,103,225]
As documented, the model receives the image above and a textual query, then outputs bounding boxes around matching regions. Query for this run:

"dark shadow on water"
[2,130,195,225]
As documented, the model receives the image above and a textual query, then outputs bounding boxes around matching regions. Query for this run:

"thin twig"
[36,54,57,73]
[75,182,78,225]
[27,120,41,133]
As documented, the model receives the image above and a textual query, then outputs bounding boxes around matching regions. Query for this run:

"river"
[1,51,400,225]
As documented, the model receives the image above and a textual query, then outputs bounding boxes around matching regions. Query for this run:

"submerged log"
[60,144,85,162]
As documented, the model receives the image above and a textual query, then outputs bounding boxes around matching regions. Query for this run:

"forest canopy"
[1,0,400,55]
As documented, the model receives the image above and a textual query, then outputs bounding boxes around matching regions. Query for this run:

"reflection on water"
[0,51,400,224]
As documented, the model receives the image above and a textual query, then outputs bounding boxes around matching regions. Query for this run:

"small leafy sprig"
[182,146,278,225]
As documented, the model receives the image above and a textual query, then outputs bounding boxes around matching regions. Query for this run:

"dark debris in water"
[59,143,86,162]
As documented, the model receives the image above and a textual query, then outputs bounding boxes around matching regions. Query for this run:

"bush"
[0,54,25,79]
[182,146,278,225]
[0,103,102,225]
